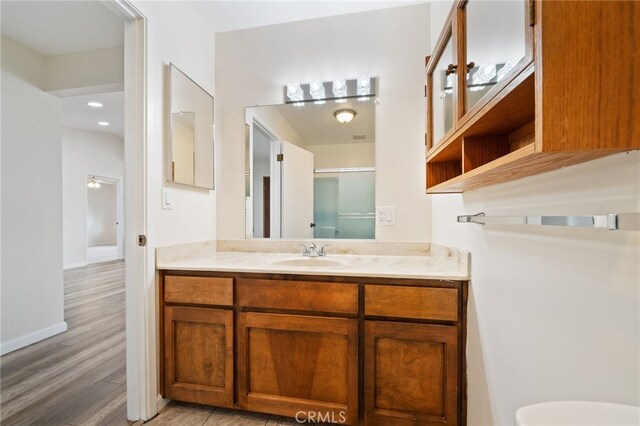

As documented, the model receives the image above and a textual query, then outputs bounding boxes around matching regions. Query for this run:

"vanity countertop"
[156,240,469,280]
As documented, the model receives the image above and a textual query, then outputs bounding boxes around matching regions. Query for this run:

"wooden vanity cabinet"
[237,312,359,425]
[364,322,458,425]
[364,284,462,425]
[161,275,234,407]
[426,0,640,193]
[159,272,467,425]
[163,306,234,407]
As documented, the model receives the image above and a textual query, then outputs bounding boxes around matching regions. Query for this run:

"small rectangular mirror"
[168,63,214,189]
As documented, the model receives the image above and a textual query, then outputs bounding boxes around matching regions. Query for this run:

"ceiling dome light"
[98,121,110,126]
[87,101,103,108]
[87,177,101,189]
[334,109,356,124]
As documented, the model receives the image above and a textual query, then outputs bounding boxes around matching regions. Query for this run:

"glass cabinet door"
[464,0,529,112]
[430,35,456,148]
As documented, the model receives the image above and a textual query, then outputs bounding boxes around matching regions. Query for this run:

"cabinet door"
[462,0,533,116]
[164,306,233,407]
[427,19,458,150]
[237,312,358,425]
[364,321,459,425]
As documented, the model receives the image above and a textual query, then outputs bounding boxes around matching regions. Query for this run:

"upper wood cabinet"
[425,0,640,193]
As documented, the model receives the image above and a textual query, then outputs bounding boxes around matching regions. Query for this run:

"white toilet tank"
[516,401,640,426]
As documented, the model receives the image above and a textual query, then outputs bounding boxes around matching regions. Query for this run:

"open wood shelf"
[426,65,536,193]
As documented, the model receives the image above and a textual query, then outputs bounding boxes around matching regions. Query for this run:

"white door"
[281,141,314,238]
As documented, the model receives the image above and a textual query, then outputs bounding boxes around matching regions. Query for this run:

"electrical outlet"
[376,206,396,226]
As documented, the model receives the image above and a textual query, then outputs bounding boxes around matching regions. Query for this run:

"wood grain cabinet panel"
[425,0,640,193]
[164,275,233,306]
[237,278,358,314]
[364,321,459,425]
[237,312,359,425]
[164,306,233,407]
[365,285,458,321]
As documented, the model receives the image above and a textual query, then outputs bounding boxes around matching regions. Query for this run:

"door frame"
[102,0,150,421]
[84,174,124,262]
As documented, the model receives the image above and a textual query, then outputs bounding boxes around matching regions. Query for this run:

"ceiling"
[275,99,375,146]
[2,1,407,141]
[0,1,123,56]
[61,92,124,138]
[192,0,424,34]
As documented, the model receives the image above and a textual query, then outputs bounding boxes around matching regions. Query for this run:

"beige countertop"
[156,240,469,280]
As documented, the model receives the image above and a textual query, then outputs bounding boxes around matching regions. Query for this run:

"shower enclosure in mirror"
[168,63,215,189]
[245,99,375,239]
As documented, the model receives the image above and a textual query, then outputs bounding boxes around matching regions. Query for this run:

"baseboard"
[64,261,88,270]
[0,321,68,355]
[156,394,170,412]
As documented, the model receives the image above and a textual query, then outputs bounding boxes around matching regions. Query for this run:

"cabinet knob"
[466,61,476,72]
[445,64,457,76]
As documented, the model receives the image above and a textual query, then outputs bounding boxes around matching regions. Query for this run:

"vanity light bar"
[284,77,376,104]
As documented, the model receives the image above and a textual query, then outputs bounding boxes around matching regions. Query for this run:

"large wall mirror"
[245,99,375,239]
[168,63,215,189]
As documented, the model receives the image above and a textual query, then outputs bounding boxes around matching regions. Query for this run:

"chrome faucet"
[298,243,330,257]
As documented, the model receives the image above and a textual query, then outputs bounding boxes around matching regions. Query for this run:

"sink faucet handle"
[297,244,310,256]
[318,244,332,256]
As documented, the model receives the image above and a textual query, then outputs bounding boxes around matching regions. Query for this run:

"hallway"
[0,260,130,425]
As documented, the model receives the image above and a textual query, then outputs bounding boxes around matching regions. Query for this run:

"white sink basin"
[270,258,344,268]
[516,401,640,426]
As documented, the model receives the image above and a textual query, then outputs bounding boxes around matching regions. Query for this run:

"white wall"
[307,142,374,169]
[133,1,216,248]
[130,0,216,416]
[247,106,306,147]
[216,4,431,241]
[1,36,66,354]
[62,128,124,268]
[46,46,125,96]
[87,182,117,246]
[429,2,640,424]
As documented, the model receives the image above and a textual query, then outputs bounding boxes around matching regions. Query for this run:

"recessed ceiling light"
[87,101,103,108]
[98,121,110,126]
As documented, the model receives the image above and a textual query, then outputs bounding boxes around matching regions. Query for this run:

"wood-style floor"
[146,401,311,425]
[0,260,131,426]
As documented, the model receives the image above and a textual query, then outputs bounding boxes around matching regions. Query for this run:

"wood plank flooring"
[146,401,315,425]
[0,260,132,426]
[1,260,317,425]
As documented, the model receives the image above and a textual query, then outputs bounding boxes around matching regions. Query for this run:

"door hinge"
[528,0,535,27]
[276,153,284,162]
[138,234,147,247]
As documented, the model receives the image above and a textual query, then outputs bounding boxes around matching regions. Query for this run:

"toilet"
[516,401,640,426]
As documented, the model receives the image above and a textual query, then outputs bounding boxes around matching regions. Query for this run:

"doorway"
[86,175,124,264]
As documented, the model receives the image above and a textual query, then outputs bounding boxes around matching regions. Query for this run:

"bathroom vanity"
[157,242,469,425]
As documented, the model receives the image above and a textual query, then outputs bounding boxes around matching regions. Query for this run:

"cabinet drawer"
[164,275,233,306]
[365,285,458,321]
[237,279,358,314]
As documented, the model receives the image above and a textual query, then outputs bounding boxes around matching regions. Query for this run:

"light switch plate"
[162,188,173,210]
[376,206,396,226]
